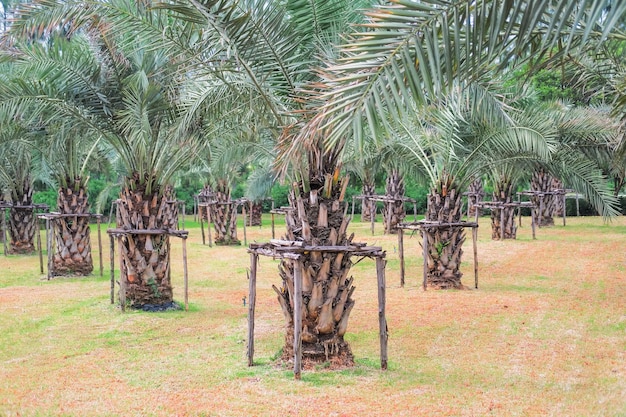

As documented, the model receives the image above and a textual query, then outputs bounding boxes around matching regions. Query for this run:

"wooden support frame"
[107,228,190,312]
[473,201,537,241]
[246,240,387,379]
[269,206,294,240]
[517,190,571,229]
[37,213,104,279]
[397,220,479,290]
[351,195,418,235]
[1,203,49,256]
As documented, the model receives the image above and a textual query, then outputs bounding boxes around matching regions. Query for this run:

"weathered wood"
[118,236,125,311]
[293,259,303,380]
[110,235,115,304]
[182,237,189,311]
[46,218,52,280]
[207,205,213,247]
[398,228,405,287]
[37,218,43,274]
[247,253,257,366]
[562,193,566,226]
[500,207,505,241]
[472,225,478,289]
[97,216,103,277]
[199,205,206,245]
[2,208,7,256]
[242,204,247,246]
[271,211,276,239]
[422,230,428,291]
[376,257,388,370]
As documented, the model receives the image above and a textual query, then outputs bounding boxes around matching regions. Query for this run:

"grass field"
[1,215,625,416]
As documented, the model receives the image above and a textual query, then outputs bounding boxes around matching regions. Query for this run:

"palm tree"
[2,2,213,307]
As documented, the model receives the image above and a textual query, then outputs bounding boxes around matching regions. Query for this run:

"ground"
[0,215,625,416]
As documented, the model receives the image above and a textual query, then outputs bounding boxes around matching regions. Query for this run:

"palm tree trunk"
[423,185,465,289]
[210,180,240,245]
[52,178,93,276]
[383,169,405,234]
[491,179,517,240]
[360,181,376,222]
[246,201,263,226]
[467,177,485,218]
[116,174,175,308]
[530,168,556,227]
[8,180,35,254]
[274,173,355,366]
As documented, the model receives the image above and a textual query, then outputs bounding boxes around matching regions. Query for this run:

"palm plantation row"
[1,0,625,366]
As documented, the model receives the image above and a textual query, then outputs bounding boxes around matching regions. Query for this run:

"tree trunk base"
[281,328,355,369]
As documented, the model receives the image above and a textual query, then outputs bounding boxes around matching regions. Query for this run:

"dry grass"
[1,215,625,416]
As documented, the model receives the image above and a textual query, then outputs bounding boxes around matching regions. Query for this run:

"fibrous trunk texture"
[491,179,517,240]
[116,174,177,308]
[423,187,465,289]
[246,201,262,227]
[468,177,485,218]
[530,169,556,227]
[383,169,405,234]
[210,180,240,245]
[198,185,213,221]
[52,179,93,276]
[9,180,35,254]
[275,174,355,367]
[360,181,376,222]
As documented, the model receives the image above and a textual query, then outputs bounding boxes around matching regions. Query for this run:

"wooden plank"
[182,236,189,311]
[293,259,303,380]
[110,235,115,304]
[398,228,405,287]
[376,256,388,370]
[247,253,257,366]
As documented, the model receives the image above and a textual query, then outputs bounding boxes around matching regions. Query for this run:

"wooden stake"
[109,235,115,304]
[207,206,213,247]
[242,204,247,246]
[46,218,52,280]
[271,212,275,239]
[562,193,566,226]
[182,236,189,311]
[247,253,257,367]
[97,216,103,277]
[500,208,505,240]
[37,217,43,274]
[422,229,428,290]
[413,202,418,222]
[118,237,126,312]
[376,256,388,370]
[398,228,405,287]
[531,207,536,240]
[293,259,303,380]
[200,205,206,245]
[370,202,375,236]
[575,193,580,216]
[351,196,355,219]
[472,225,478,289]
[2,208,7,256]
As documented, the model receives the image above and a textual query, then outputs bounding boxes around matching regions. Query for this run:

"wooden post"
[46,218,53,280]
[562,193,566,226]
[467,196,471,220]
[199,205,206,245]
[97,216,103,277]
[422,228,428,290]
[539,195,544,228]
[531,206,536,240]
[247,252,258,367]
[242,203,247,246]
[118,236,126,312]
[2,208,7,256]
[193,196,197,223]
[370,202,375,236]
[182,236,189,311]
[37,217,44,274]
[293,259,303,380]
[376,256,388,370]
[109,234,115,304]
[500,207,505,240]
[413,202,417,221]
[518,194,523,227]
[575,193,580,216]
[472,225,478,289]
[398,228,405,287]
[207,205,213,247]
[271,212,276,239]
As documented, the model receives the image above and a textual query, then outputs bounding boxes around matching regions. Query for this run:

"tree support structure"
[351,195,418,235]
[247,240,387,380]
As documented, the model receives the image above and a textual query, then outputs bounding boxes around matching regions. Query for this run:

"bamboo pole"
[398,228,405,287]
[376,256,388,370]
[242,204,247,246]
[293,259,303,380]
[109,235,115,304]
[200,205,206,245]
[37,217,43,274]
[422,229,428,290]
[182,236,189,311]
[472,225,478,289]
[97,216,103,277]
[247,252,257,367]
